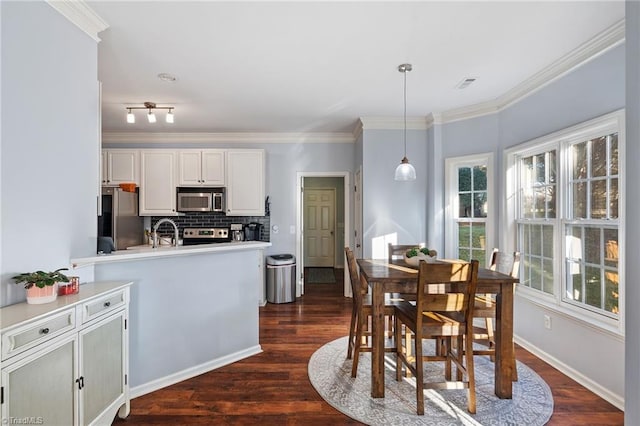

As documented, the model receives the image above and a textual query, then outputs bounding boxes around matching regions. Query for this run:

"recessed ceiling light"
[157,73,177,82]
[456,77,477,89]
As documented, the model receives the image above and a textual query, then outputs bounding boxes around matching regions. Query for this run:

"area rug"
[308,336,553,425]
[306,267,337,283]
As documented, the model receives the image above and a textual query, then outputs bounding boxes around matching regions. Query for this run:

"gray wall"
[625,1,640,422]
[361,128,428,258]
[1,2,99,306]
[434,44,626,404]
[105,141,355,258]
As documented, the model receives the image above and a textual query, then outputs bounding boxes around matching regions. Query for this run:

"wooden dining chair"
[473,248,520,380]
[394,259,479,415]
[345,247,399,377]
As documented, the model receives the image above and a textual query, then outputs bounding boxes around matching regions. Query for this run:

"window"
[445,154,493,264]
[506,110,624,327]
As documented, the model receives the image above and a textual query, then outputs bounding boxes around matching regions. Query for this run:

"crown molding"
[46,0,108,42]
[440,101,501,124]
[497,18,625,110]
[102,132,355,145]
[352,120,364,141]
[438,18,625,125]
[358,116,430,130]
[425,112,442,128]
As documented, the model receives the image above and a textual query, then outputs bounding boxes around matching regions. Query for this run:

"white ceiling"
[86,1,625,135]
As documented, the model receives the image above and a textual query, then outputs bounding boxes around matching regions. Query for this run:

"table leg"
[494,284,514,398]
[371,281,385,398]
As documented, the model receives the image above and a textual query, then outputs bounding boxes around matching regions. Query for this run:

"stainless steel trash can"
[266,254,296,303]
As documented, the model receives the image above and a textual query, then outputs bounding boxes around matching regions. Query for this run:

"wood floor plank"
[114,272,623,425]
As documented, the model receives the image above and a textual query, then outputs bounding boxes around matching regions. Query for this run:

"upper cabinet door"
[104,150,139,186]
[178,150,202,186]
[139,150,178,216]
[178,149,225,186]
[226,150,265,216]
[201,150,225,186]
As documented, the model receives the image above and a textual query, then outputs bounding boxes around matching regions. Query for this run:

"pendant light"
[394,63,416,181]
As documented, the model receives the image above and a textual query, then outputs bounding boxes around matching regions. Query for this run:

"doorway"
[296,172,350,297]
[303,188,336,267]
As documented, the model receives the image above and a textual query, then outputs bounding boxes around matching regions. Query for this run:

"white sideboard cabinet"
[0,281,131,426]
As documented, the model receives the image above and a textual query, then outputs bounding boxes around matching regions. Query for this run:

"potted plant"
[404,247,437,267]
[12,268,70,304]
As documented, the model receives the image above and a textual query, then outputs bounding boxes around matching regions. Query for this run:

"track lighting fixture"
[125,102,174,124]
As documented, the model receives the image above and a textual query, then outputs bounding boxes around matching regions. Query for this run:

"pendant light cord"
[403,67,407,158]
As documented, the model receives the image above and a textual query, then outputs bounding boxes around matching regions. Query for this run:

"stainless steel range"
[182,228,230,245]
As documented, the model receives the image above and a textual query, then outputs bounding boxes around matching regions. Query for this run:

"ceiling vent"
[456,78,476,89]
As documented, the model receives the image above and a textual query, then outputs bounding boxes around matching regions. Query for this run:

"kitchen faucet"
[152,218,180,248]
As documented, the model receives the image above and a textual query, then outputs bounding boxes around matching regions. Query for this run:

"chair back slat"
[388,244,419,260]
[415,260,479,325]
[489,249,521,279]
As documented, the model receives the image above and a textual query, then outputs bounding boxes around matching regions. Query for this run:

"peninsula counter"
[71,241,271,398]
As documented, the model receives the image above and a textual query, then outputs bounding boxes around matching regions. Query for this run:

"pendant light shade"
[395,156,417,181]
[394,63,416,181]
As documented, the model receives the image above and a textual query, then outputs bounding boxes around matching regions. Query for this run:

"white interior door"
[304,189,335,267]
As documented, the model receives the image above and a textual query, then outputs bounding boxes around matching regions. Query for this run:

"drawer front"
[82,289,126,323]
[1,309,76,360]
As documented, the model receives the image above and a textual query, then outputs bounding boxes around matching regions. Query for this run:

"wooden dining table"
[356,258,519,399]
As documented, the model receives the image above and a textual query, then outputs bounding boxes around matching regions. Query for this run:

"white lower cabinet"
[0,282,131,426]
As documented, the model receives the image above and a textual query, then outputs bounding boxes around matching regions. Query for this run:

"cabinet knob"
[39,327,50,335]
[103,301,111,307]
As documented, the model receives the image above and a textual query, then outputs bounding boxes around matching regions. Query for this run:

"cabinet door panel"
[80,313,125,425]
[178,151,202,186]
[226,150,265,216]
[2,337,76,426]
[108,150,139,185]
[201,150,225,185]
[140,150,177,215]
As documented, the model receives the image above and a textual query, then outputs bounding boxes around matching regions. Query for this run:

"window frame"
[444,152,494,265]
[504,109,625,336]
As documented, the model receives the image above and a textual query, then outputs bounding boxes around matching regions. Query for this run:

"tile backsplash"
[150,213,270,241]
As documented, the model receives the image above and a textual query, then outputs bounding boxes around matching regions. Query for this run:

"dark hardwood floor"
[114,268,623,425]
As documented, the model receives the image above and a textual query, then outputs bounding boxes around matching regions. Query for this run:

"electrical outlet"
[544,314,551,330]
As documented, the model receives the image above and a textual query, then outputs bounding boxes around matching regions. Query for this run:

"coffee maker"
[243,222,263,241]
[230,223,244,241]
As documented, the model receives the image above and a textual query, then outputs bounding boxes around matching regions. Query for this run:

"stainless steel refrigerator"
[98,187,144,251]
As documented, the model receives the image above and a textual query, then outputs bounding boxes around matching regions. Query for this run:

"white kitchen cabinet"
[102,149,139,186]
[140,150,178,216]
[226,149,265,216]
[178,149,225,186]
[0,282,131,426]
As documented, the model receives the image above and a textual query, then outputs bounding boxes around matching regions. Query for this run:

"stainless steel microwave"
[177,188,225,212]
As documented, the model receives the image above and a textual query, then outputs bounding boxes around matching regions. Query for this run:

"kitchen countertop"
[71,241,272,268]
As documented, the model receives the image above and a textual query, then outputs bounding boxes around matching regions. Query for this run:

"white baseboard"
[130,345,263,399]
[514,336,624,410]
